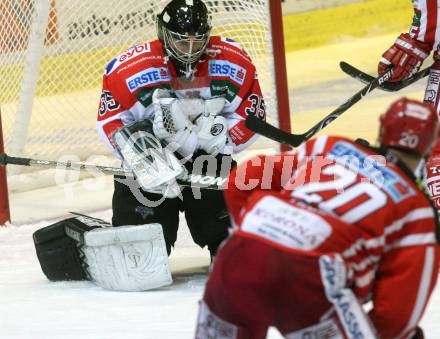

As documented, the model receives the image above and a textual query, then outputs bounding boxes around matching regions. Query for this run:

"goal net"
[0,0,288,187]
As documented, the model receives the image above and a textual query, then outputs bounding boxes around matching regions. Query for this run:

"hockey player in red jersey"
[195,98,440,339]
[96,0,266,260]
[377,1,440,211]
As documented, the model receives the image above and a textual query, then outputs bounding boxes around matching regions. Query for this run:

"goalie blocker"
[33,215,172,291]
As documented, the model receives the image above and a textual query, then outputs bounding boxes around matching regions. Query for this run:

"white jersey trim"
[424,174,440,184]
[417,0,428,41]
[96,114,125,152]
[311,135,328,155]
[398,246,435,339]
[351,255,381,272]
[385,233,437,251]
[384,207,434,235]
[343,207,434,258]
[355,268,377,288]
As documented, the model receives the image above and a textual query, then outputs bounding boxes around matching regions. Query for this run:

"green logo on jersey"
[210,80,239,103]
[135,85,171,108]
[412,11,421,28]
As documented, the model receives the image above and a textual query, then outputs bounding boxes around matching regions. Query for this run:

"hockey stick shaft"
[246,67,394,147]
[0,153,225,190]
[340,61,430,92]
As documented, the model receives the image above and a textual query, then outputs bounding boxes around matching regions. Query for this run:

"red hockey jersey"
[97,36,265,155]
[409,0,439,51]
[407,0,440,211]
[225,136,440,338]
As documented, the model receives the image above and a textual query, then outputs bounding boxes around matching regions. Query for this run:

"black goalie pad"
[33,216,106,281]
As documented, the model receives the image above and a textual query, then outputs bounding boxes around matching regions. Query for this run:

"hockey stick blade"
[340,61,430,92]
[246,67,393,147]
[0,153,225,190]
[245,116,304,147]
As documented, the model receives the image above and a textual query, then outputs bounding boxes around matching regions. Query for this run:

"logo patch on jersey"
[210,124,224,136]
[106,44,151,75]
[328,141,416,202]
[241,196,332,251]
[210,80,239,102]
[126,67,170,93]
[429,165,440,175]
[208,60,246,85]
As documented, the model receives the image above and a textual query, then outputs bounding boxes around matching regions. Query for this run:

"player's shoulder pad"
[206,36,257,87]
[105,40,163,76]
[303,135,340,150]
[321,135,372,153]
[354,138,371,148]
[305,135,373,157]
[220,37,245,51]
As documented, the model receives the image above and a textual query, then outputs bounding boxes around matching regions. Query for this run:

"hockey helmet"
[379,97,439,156]
[157,0,212,67]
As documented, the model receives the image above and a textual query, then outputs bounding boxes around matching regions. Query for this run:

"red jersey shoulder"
[302,136,362,156]
[105,40,165,77]
[206,36,256,86]
[103,40,171,105]
[208,36,253,62]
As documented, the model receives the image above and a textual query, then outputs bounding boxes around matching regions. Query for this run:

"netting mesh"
[0,0,277,163]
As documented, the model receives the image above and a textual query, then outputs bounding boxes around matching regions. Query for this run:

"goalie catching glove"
[153,89,229,156]
[194,97,229,156]
[152,89,199,158]
[33,215,172,291]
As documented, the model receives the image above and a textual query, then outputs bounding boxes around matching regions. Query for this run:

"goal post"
[0,0,291,223]
[0,109,11,225]
[269,0,291,152]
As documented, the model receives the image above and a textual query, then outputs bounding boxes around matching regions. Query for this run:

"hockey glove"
[195,115,228,155]
[378,33,431,82]
[152,89,199,158]
[194,97,229,156]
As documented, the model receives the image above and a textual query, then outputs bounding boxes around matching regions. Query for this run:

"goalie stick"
[340,61,430,92]
[245,67,394,147]
[0,153,226,190]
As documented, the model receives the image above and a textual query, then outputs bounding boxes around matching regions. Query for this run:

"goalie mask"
[157,0,212,78]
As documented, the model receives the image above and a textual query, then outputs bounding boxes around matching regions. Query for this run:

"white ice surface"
[0,211,285,339]
[3,205,440,338]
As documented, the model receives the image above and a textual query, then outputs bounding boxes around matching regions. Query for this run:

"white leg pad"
[81,224,172,291]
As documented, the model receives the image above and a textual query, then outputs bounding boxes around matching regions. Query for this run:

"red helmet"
[379,97,438,155]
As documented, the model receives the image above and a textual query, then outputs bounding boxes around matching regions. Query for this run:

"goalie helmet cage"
[0,0,291,224]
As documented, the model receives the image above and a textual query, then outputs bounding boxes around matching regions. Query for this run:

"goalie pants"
[111,154,235,256]
[196,236,346,339]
